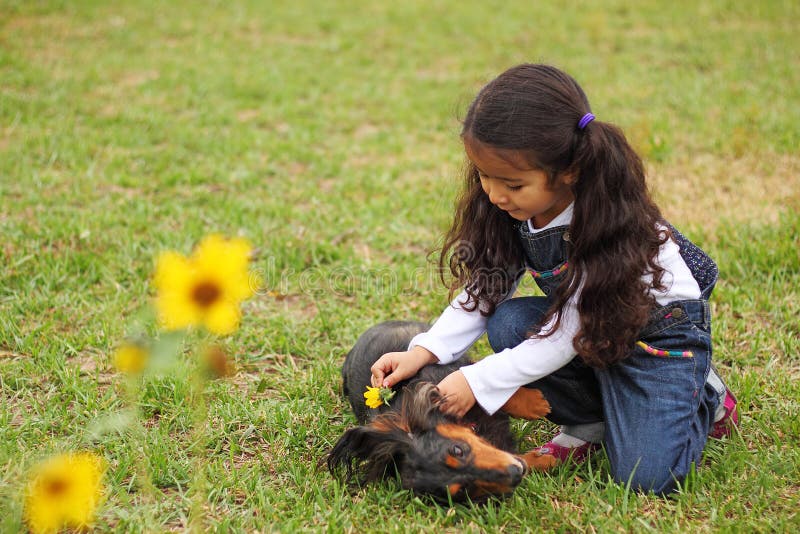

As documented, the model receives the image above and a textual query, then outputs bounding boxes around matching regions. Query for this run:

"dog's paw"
[500,387,551,420]
[525,388,551,416]
[520,450,558,472]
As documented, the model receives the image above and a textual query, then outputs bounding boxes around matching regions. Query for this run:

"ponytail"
[546,120,667,367]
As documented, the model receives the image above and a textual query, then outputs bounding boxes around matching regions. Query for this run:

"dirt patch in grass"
[225,352,302,400]
[649,153,799,234]
[0,349,28,361]
[74,347,116,382]
[249,293,319,321]
[220,437,283,473]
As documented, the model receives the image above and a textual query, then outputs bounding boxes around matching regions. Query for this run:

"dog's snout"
[508,459,525,485]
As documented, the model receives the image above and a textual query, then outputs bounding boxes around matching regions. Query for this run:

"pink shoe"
[709,389,739,439]
[534,434,600,464]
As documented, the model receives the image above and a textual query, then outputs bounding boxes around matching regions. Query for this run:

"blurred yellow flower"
[113,343,149,375]
[154,234,256,335]
[24,452,107,534]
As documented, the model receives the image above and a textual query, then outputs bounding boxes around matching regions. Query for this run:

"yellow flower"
[364,386,396,409]
[112,342,149,375]
[364,386,383,408]
[24,452,107,534]
[154,234,256,335]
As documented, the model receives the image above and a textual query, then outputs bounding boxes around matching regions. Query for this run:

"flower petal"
[203,301,241,335]
[156,291,200,331]
[154,251,193,294]
[194,236,254,301]
[154,251,199,330]
[363,386,384,408]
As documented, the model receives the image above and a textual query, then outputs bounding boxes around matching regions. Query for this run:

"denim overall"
[485,221,721,495]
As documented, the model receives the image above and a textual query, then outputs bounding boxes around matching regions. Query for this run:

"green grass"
[1,0,799,531]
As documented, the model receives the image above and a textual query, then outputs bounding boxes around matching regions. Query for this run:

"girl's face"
[464,140,575,228]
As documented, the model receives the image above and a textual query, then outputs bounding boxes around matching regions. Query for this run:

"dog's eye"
[450,445,465,458]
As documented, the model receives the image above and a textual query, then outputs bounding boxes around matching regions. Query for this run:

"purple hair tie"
[578,113,595,130]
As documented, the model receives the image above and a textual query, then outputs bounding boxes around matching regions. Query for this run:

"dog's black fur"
[340,321,515,449]
[328,321,542,501]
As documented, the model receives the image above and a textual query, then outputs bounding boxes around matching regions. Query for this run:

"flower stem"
[187,354,209,533]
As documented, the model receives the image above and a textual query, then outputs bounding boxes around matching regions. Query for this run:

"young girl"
[370,64,738,495]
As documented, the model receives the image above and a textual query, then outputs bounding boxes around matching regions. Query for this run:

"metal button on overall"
[671,307,684,319]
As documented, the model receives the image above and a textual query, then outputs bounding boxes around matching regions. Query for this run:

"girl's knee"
[486,298,549,352]
[609,446,702,496]
[486,305,515,351]
[610,460,680,496]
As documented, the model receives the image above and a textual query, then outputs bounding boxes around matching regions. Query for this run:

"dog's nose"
[508,461,525,485]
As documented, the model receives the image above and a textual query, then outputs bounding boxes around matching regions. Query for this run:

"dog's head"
[326,383,526,502]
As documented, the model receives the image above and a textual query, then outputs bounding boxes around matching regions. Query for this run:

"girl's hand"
[371,346,438,388]
[436,370,476,418]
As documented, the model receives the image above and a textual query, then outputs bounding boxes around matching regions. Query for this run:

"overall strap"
[667,224,718,299]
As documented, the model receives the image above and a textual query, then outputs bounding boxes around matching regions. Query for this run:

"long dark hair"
[440,64,668,367]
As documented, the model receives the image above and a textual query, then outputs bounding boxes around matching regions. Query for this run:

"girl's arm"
[408,277,522,365]
[458,295,581,415]
[443,232,704,415]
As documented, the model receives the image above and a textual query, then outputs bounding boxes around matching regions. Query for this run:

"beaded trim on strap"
[636,340,693,358]
[529,261,568,279]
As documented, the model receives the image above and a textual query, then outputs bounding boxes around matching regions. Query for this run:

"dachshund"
[326,321,557,502]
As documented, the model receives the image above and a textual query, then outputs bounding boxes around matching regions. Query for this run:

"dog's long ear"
[402,382,445,434]
[326,422,412,485]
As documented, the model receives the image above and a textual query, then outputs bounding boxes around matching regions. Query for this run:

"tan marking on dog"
[520,450,558,471]
[445,455,461,469]
[500,387,551,420]
[436,423,520,471]
[447,483,462,496]
[370,415,408,434]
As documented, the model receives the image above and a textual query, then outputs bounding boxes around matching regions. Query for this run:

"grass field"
[1,0,799,531]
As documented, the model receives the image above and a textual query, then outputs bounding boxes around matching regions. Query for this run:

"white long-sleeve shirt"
[408,204,701,415]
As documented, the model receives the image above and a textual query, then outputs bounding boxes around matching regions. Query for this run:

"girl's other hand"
[371,346,438,388]
[436,370,477,419]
